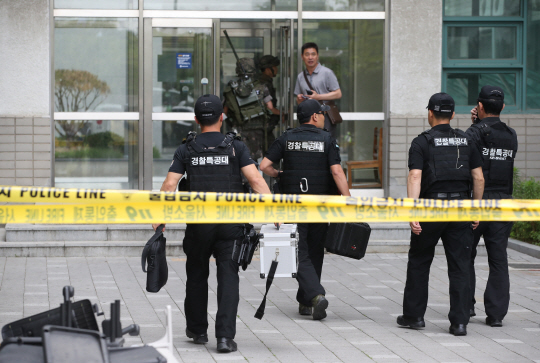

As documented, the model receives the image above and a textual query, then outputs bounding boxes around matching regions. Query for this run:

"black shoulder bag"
[141,224,168,293]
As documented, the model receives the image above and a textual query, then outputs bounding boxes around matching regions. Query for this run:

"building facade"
[0,0,538,197]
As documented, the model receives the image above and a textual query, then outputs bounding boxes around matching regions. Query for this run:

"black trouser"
[296,223,328,306]
[183,223,243,339]
[403,221,473,325]
[469,220,512,320]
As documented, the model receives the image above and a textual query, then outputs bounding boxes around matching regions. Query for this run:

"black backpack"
[141,225,168,293]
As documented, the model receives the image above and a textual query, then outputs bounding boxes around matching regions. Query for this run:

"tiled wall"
[388,115,540,197]
[0,117,51,186]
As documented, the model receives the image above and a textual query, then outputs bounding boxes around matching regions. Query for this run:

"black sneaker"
[470,308,476,317]
[311,295,329,320]
[186,328,208,344]
[217,337,237,353]
[299,303,312,316]
[396,315,425,329]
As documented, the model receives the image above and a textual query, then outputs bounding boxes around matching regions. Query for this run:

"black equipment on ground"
[1,299,98,340]
[232,224,261,271]
[325,223,371,260]
[42,325,109,363]
[0,286,170,363]
[141,224,168,293]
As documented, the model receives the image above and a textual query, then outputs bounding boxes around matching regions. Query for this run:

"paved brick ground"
[0,249,539,362]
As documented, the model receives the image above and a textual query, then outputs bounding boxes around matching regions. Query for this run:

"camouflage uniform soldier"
[257,55,280,108]
[223,58,275,161]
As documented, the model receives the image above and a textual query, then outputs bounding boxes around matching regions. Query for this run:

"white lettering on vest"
[191,156,229,166]
[433,138,468,146]
[286,141,324,152]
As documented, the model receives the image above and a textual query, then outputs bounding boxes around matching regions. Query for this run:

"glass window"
[152,27,213,113]
[152,120,197,190]
[303,0,384,11]
[55,0,138,9]
[54,120,139,189]
[447,26,517,60]
[444,0,520,17]
[341,121,383,188]
[445,72,517,106]
[144,0,296,11]
[302,20,384,112]
[527,0,540,109]
[55,18,139,112]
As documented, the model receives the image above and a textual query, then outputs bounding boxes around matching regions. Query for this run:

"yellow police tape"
[0,185,539,224]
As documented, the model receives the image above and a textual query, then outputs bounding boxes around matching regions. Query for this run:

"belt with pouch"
[423,191,470,199]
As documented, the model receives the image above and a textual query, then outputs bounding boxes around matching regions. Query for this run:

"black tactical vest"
[420,127,471,197]
[470,120,517,194]
[280,127,334,195]
[184,132,244,193]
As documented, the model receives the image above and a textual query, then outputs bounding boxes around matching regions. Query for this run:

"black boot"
[311,295,328,321]
[396,315,425,329]
[217,337,237,353]
[486,316,503,327]
[186,328,208,344]
[449,324,467,336]
[299,303,312,316]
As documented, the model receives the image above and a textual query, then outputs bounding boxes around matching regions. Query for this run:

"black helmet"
[258,55,280,70]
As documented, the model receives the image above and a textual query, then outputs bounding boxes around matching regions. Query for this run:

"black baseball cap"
[297,99,330,122]
[478,85,504,101]
[426,92,455,113]
[194,94,223,121]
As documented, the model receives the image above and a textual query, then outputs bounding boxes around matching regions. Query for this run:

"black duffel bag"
[325,223,371,260]
[141,224,168,293]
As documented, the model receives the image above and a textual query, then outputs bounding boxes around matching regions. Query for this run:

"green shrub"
[85,131,124,150]
[511,168,540,245]
[153,146,161,159]
[56,147,124,159]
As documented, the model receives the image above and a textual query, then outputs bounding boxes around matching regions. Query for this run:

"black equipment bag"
[141,224,168,293]
[325,223,371,260]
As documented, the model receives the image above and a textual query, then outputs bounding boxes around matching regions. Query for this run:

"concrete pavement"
[0,249,539,362]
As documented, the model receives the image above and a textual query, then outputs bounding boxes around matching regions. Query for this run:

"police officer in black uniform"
[397,93,485,336]
[259,99,350,320]
[153,94,271,353]
[467,85,517,327]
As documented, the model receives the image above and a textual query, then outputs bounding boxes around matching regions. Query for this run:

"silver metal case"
[259,224,298,278]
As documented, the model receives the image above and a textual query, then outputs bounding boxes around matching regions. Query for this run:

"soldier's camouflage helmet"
[258,55,280,70]
[236,58,257,76]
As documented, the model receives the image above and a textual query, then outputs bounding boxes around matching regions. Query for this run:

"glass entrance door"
[144,18,295,190]
[219,20,295,141]
[143,18,216,189]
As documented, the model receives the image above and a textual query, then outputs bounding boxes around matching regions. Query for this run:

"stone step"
[6,224,187,242]
[2,222,487,257]
[5,222,412,242]
[0,240,484,257]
